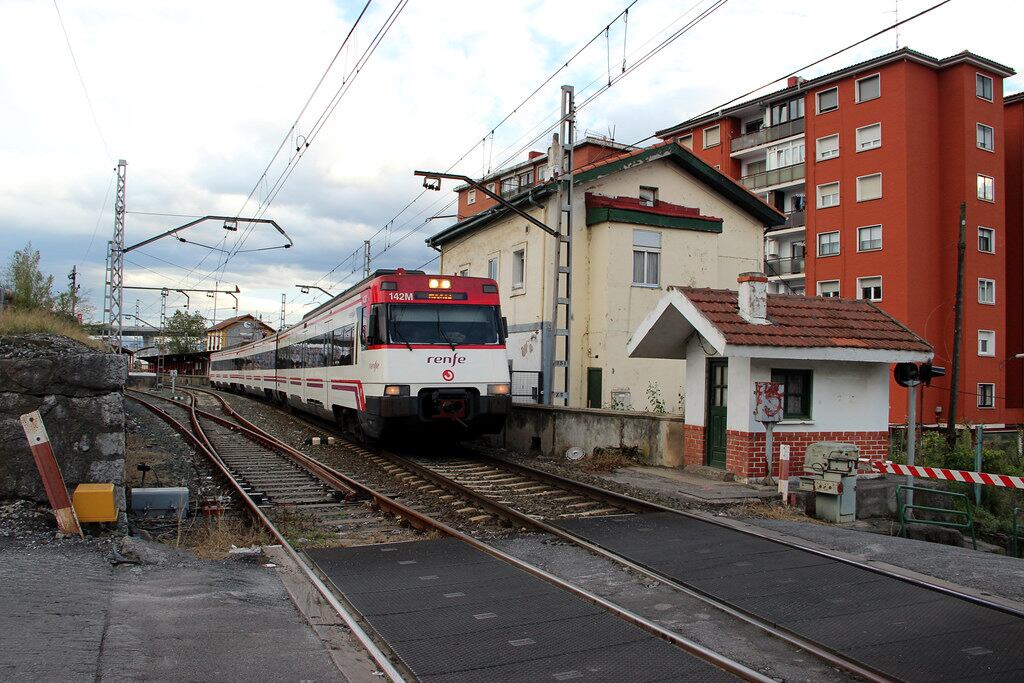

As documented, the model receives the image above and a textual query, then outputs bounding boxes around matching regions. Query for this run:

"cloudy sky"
[1,0,1020,328]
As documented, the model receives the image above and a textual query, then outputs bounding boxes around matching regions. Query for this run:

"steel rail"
[182,388,772,682]
[125,390,407,683]
[483,454,1024,619]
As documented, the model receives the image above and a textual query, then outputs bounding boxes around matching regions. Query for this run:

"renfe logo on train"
[426,354,467,366]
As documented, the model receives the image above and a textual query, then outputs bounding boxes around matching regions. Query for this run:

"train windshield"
[387,304,502,346]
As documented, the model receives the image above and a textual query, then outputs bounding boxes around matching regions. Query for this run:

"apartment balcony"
[783,209,805,228]
[765,255,805,278]
[740,162,805,191]
[731,118,805,153]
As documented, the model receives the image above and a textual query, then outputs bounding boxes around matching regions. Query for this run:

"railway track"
[127,388,771,683]
[195,387,1024,683]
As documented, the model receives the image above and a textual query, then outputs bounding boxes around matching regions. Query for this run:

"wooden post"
[946,202,967,447]
[19,410,83,537]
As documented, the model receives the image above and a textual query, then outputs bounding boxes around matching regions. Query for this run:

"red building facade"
[657,49,1020,427]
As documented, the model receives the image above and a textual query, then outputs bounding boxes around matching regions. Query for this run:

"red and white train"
[210,269,511,439]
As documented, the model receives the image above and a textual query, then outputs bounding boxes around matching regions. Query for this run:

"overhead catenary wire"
[53,0,112,162]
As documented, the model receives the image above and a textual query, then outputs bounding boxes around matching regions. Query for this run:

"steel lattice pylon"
[105,160,128,351]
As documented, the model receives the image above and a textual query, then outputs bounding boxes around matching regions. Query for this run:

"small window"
[977,123,994,152]
[512,249,525,290]
[816,134,839,160]
[817,182,840,208]
[817,280,840,298]
[487,256,499,281]
[678,134,693,150]
[977,383,995,408]
[770,369,813,419]
[816,87,839,113]
[858,276,882,301]
[467,189,476,205]
[458,266,470,277]
[976,73,994,101]
[817,231,840,256]
[639,186,658,207]
[977,174,995,202]
[856,123,881,151]
[978,227,995,253]
[856,74,880,102]
[632,229,661,287]
[856,173,882,201]
[978,330,995,357]
[703,125,721,148]
[857,225,882,251]
[978,278,995,304]
[486,182,495,193]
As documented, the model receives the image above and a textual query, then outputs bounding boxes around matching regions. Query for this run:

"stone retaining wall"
[0,334,127,506]
[500,404,685,466]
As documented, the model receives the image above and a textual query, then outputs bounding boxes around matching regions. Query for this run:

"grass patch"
[580,446,641,473]
[0,308,106,349]
[267,506,339,549]
[181,517,271,560]
[727,500,826,524]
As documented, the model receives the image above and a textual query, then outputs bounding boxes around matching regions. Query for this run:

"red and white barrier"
[864,458,1024,490]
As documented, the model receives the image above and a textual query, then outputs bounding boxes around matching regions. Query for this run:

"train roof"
[300,269,426,323]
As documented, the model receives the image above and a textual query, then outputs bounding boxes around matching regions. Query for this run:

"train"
[209,269,512,440]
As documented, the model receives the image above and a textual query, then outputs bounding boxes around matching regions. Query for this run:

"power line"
[52,0,111,162]
[84,167,115,260]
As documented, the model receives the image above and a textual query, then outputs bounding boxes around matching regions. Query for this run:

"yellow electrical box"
[72,483,118,523]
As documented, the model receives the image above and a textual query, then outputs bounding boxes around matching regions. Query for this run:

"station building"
[655,48,1020,428]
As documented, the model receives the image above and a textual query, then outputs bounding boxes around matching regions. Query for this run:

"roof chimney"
[787,76,801,88]
[737,272,769,325]
[528,151,544,160]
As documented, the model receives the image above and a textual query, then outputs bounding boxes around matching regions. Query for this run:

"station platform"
[556,511,1024,682]
[306,536,734,682]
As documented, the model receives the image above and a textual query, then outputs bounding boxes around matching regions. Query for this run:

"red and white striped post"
[20,410,83,537]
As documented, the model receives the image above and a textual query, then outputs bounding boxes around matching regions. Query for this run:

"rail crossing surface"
[307,537,736,682]
[556,512,1024,682]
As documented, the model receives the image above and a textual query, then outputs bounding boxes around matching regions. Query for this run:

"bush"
[0,308,106,350]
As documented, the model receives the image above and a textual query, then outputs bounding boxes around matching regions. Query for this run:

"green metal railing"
[896,485,976,550]
[1012,508,1023,558]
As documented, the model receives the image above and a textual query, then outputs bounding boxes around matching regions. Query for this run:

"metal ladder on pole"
[549,85,575,406]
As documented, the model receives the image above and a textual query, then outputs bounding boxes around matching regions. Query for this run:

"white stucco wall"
[684,344,892,433]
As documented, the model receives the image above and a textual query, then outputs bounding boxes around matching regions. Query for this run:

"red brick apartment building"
[656,48,1022,428]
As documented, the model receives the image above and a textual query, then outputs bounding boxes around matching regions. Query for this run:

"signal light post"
[894,362,946,506]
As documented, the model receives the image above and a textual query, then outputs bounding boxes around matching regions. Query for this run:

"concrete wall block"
[0,353,128,396]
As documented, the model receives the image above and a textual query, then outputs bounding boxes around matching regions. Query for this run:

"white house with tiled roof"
[629,273,932,480]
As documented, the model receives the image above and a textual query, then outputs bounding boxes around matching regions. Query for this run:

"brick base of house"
[682,424,888,480]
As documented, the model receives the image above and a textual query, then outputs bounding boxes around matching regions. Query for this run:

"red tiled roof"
[585,193,722,222]
[676,287,931,352]
[207,314,275,333]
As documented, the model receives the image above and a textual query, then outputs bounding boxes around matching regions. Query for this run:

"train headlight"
[428,278,451,289]
[487,383,510,396]
[384,384,410,397]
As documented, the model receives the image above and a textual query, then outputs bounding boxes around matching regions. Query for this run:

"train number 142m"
[387,292,413,301]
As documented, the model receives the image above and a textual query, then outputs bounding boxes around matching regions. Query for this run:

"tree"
[2,243,54,311]
[164,310,207,354]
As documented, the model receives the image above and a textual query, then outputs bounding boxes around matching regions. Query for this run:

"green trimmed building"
[427,139,784,417]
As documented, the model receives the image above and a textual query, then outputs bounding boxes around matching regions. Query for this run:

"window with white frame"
[487,256,499,281]
[857,225,882,251]
[978,330,995,356]
[639,186,658,207]
[856,173,882,201]
[766,140,804,170]
[486,182,495,193]
[978,227,995,253]
[858,276,882,301]
[817,280,840,298]
[855,74,880,102]
[817,231,840,256]
[977,123,995,152]
[458,265,470,277]
[856,123,881,151]
[977,383,995,408]
[678,134,693,150]
[467,189,476,205]
[703,125,721,148]
[976,73,994,101]
[977,174,995,201]
[511,249,525,290]
[816,87,839,113]
[978,278,995,304]
[816,134,839,161]
[817,182,840,208]
[632,230,661,286]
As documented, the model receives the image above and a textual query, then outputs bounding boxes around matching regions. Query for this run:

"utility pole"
[279,294,286,330]
[158,288,168,379]
[946,202,967,446]
[68,266,79,318]
[545,85,575,407]
[103,160,128,351]
[363,240,371,278]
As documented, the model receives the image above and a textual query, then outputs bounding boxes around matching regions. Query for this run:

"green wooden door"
[705,359,728,468]
[587,367,602,409]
